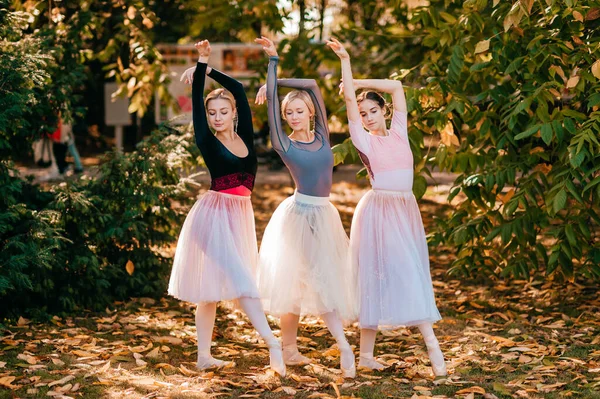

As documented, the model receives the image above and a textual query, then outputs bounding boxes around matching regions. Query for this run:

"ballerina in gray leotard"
[254,36,357,379]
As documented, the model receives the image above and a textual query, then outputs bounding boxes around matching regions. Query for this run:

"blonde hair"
[281,90,315,120]
[205,88,236,110]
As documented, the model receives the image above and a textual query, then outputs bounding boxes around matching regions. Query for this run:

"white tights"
[195,298,285,375]
[358,323,446,375]
[280,312,355,376]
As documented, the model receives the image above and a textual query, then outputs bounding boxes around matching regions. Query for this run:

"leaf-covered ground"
[1,183,599,399]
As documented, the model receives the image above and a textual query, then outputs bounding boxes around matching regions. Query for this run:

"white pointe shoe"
[339,344,356,379]
[196,355,233,370]
[282,345,312,366]
[358,354,387,371]
[267,341,286,377]
[425,339,447,377]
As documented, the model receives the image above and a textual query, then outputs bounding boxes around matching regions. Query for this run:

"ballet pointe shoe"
[196,354,233,370]
[282,344,312,366]
[425,338,447,377]
[339,343,356,379]
[266,340,286,377]
[357,353,386,371]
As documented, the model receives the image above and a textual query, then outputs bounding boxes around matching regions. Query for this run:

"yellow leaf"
[414,386,431,391]
[48,375,75,388]
[330,382,341,398]
[71,350,96,358]
[17,353,38,365]
[127,6,136,20]
[126,260,134,275]
[520,0,534,14]
[456,386,486,394]
[0,376,17,389]
[142,17,154,29]
[499,188,515,204]
[592,60,600,79]
[530,147,545,154]
[440,121,459,147]
[474,39,490,54]
[573,10,584,22]
[566,75,580,88]
[518,354,533,363]
[549,65,566,82]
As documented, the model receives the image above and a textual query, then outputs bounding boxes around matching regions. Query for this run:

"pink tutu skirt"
[350,189,441,330]
[168,190,260,303]
[257,192,357,322]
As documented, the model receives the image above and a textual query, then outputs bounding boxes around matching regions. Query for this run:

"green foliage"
[0,126,201,319]
[408,0,600,279]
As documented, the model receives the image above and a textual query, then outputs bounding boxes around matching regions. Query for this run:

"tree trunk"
[298,0,306,36]
[318,0,326,41]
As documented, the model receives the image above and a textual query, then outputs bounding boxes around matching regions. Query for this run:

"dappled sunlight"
[1,185,599,398]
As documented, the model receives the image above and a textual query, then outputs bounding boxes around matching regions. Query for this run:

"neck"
[290,127,313,141]
[368,124,387,136]
[216,128,236,140]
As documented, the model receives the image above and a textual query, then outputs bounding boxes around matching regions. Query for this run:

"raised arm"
[327,38,360,123]
[353,79,407,113]
[326,38,371,152]
[206,68,253,143]
[255,36,291,153]
[265,56,291,153]
[192,61,213,149]
[277,78,329,141]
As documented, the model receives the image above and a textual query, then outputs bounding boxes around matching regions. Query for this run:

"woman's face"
[284,98,312,133]
[358,99,386,133]
[206,98,235,133]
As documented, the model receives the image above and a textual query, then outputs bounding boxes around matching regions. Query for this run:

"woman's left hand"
[180,66,196,84]
[255,36,278,57]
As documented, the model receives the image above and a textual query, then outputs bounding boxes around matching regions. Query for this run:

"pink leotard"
[348,111,413,192]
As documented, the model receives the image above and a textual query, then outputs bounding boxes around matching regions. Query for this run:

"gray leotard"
[266,56,334,197]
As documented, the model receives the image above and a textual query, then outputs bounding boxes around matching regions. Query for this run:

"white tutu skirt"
[168,190,260,304]
[350,189,441,330]
[257,192,356,322]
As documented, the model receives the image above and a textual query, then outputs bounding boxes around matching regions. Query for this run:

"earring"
[234,115,239,133]
[310,116,315,133]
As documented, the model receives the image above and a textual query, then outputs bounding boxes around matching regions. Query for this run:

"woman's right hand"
[326,38,350,60]
[195,40,211,62]
[254,36,278,57]
[255,84,267,105]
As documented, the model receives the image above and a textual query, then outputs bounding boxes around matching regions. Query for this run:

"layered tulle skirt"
[168,190,260,304]
[257,192,356,322]
[350,189,441,330]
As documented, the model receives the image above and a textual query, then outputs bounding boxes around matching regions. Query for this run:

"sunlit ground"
[1,183,599,399]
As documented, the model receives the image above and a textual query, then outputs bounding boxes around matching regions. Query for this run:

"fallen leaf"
[0,376,17,389]
[456,386,486,395]
[17,353,38,365]
[48,375,75,387]
[51,358,65,366]
[152,336,182,345]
